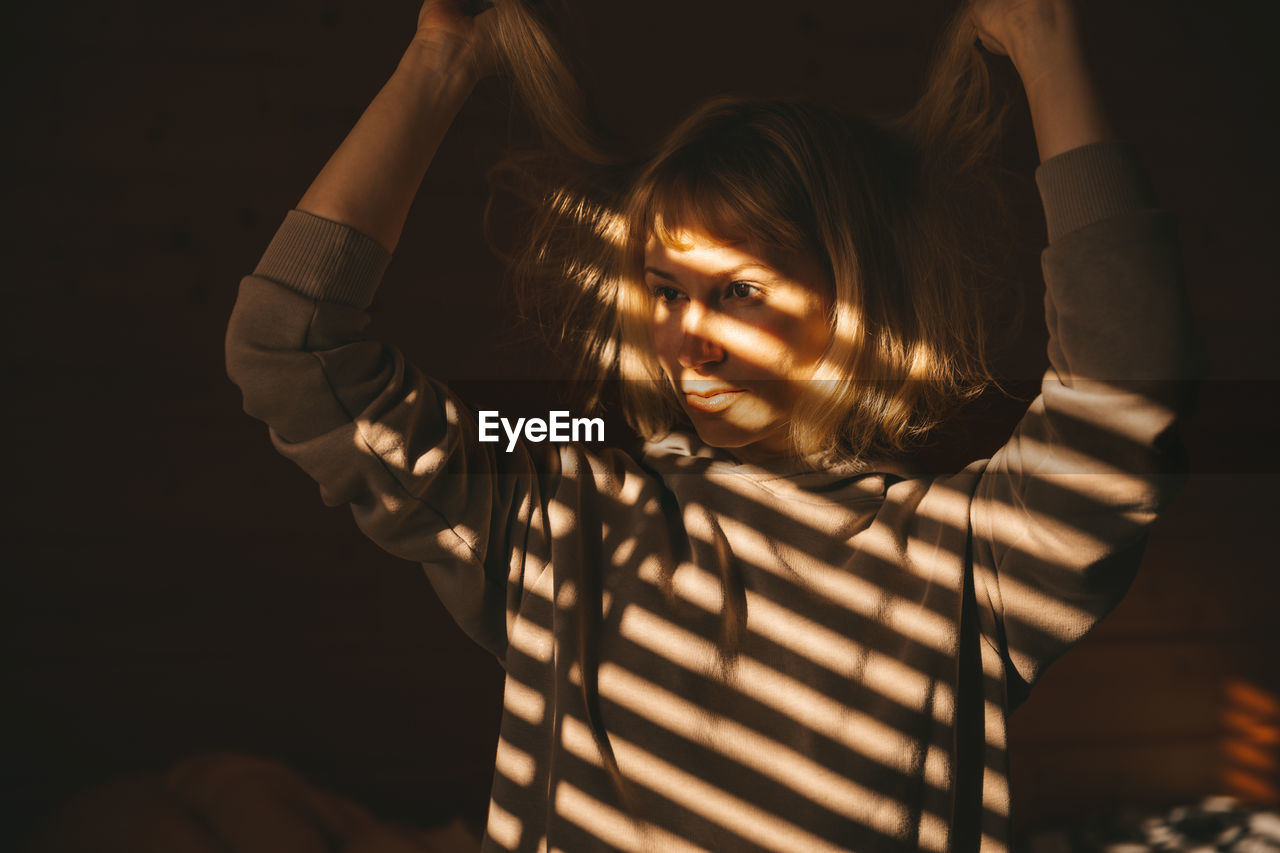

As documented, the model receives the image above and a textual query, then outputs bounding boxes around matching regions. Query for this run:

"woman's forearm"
[1012,30,1113,162]
[999,5,1113,162]
[971,0,1113,161]
[297,37,481,253]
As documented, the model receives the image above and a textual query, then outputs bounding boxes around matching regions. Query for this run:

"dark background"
[4,0,1278,845]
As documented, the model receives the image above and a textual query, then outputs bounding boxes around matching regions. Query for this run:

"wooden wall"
[4,0,1277,844]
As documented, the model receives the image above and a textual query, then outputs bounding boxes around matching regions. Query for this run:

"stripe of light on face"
[495,736,538,788]
[560,716,855,853]
[596,662,918,839]
[619,605,948,788]
[553,780,712,853]
[487,797,523,851]
[502,675,547,726]
[682,515,957,655]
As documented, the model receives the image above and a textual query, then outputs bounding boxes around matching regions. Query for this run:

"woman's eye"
[653,285,684,303]
[727,281,761,300]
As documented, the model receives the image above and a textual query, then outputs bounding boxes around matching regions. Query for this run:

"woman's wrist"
[1004,15,1113,161]
[400,33,485,102]
[986,0,1078,72]
[1007,23,1085,96]
[295,34,484,251]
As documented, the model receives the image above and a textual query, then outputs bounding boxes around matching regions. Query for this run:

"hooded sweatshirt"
[225,141,1200,852]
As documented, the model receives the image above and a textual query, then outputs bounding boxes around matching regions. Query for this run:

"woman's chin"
[688,418,791,459]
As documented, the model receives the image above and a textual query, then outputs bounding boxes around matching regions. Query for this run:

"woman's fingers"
[416,0,491,35]
[414,0,499,78]
[967,0,1012,56]
[967,0,1079,66]
[973,30,1009,56]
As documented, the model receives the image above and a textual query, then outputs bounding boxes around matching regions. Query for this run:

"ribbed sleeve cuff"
[1035,141,1157,243]
[252,209,391,308]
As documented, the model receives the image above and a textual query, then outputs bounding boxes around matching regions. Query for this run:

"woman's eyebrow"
[643,266,678,281]
[643,263,774,281]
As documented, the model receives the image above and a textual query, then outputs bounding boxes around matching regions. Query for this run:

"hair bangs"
[629,128,819,263]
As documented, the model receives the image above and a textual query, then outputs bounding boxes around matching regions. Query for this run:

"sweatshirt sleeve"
[225,210,548,661]
[969,142,1203,694]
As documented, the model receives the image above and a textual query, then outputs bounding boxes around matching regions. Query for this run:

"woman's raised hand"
[968,0,1108,161]
[413,0,498,82]
[295,0,502,249]
[967,0,1080,68]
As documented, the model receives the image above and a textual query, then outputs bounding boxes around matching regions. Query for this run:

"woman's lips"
[683,389,744,413]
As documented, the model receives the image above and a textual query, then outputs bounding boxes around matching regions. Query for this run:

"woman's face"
[645,226,831,460]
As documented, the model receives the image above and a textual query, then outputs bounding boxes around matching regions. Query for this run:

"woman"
[226,0,1199,849]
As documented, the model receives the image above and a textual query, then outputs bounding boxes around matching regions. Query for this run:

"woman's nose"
[677,302,725,370]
